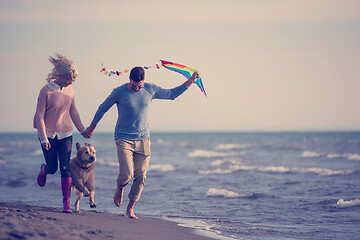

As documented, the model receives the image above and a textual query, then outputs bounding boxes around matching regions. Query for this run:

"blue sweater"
[92,82,188,140]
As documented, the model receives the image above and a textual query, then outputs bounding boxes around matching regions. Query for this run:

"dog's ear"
[76,142,82,151]
[84,143,92,147]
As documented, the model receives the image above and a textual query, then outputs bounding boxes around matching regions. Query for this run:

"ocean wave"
[347,154,360,161]
[215,144,251,150]
[0,147,7,152]
[0,159,5,164]
[297,167,352,175]
[206,188,252,198]
[96,159,176,172]
[188,149,244,158]
[326,153,360,160]
[326,153,347,159]
[96,159,118,167]
[211,159,240,167]
[156,139,189,147]
[31,149,43,156]
[302,151,327,158]
[302,151,360,161]
[199,164,353,176]
[164,216,237,240]
[199,168,236,175]
[199,164,260,175]
[148,164,176,172]
[336,198,360,208]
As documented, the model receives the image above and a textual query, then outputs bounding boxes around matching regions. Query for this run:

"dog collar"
[76,162,91,170]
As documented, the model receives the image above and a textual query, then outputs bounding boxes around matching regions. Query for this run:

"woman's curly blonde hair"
[46,54,79,82]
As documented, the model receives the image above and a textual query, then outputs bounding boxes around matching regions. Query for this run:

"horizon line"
[1,129,360,134]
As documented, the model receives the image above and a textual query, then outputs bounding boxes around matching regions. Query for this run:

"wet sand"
[0,202,213,240]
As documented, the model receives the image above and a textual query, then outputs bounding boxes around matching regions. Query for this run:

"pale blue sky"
[1,0,360,132]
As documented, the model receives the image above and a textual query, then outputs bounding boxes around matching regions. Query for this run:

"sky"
[0,0,360,132]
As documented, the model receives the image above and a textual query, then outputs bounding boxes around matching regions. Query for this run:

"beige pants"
[115,138,151,202]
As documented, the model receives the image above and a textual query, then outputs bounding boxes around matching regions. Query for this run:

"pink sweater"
[33,82,85,141]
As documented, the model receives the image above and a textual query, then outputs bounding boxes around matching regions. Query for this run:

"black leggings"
[41,136,73,178]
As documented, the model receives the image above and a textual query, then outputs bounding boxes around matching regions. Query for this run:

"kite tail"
[195,78,207,97]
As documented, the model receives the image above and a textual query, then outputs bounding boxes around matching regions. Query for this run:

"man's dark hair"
[130,67,145,82]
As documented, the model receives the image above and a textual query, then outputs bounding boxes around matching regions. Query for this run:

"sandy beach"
[0,202,213,240]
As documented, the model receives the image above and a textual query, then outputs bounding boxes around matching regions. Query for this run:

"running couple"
[34,54,198,217]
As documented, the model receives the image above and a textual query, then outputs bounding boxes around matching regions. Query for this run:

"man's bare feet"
[113,186,124,207]
[126,200,138,219]
[126,210,138,219]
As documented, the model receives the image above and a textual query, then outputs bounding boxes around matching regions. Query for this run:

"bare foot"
[126,210,138,219]
[126,200,138,219]
[113,186,124,207]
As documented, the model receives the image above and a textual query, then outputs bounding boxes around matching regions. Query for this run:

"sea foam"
[97,159,176,172]
[199,162,353,176]
[215,144,251,150]
[156,138,188,147]
[347,154,360,161]
[211,159,240,167]
[189,149,243,158]
[206,188,252,198]
[302,151,360,161]
[336,198,360,208]
[148,164,176,171]
[302,151,327,158]
[96,159,118,167]
[31,149,43,156]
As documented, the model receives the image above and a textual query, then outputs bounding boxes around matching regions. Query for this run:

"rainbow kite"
[160,60,207,97]
[100,60,207,97]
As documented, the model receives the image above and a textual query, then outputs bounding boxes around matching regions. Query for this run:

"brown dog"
[70,143,96,213]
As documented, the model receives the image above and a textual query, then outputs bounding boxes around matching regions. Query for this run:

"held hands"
[41,123,95,149]
[81,123,96,139]
[81,130,90,139]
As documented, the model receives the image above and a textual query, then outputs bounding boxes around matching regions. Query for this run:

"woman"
[33,54,87,213]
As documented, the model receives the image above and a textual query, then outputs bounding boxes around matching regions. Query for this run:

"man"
[84,66,198,218]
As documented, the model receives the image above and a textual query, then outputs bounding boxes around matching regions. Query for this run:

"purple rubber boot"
[61,178,72,213]
[37,163,47,187]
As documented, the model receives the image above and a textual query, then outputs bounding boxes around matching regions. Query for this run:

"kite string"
[100,63,130,77]
[100,63,161,77]
[144,63,161,70]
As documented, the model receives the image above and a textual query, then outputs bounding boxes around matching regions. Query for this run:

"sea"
[0,131,359,240]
